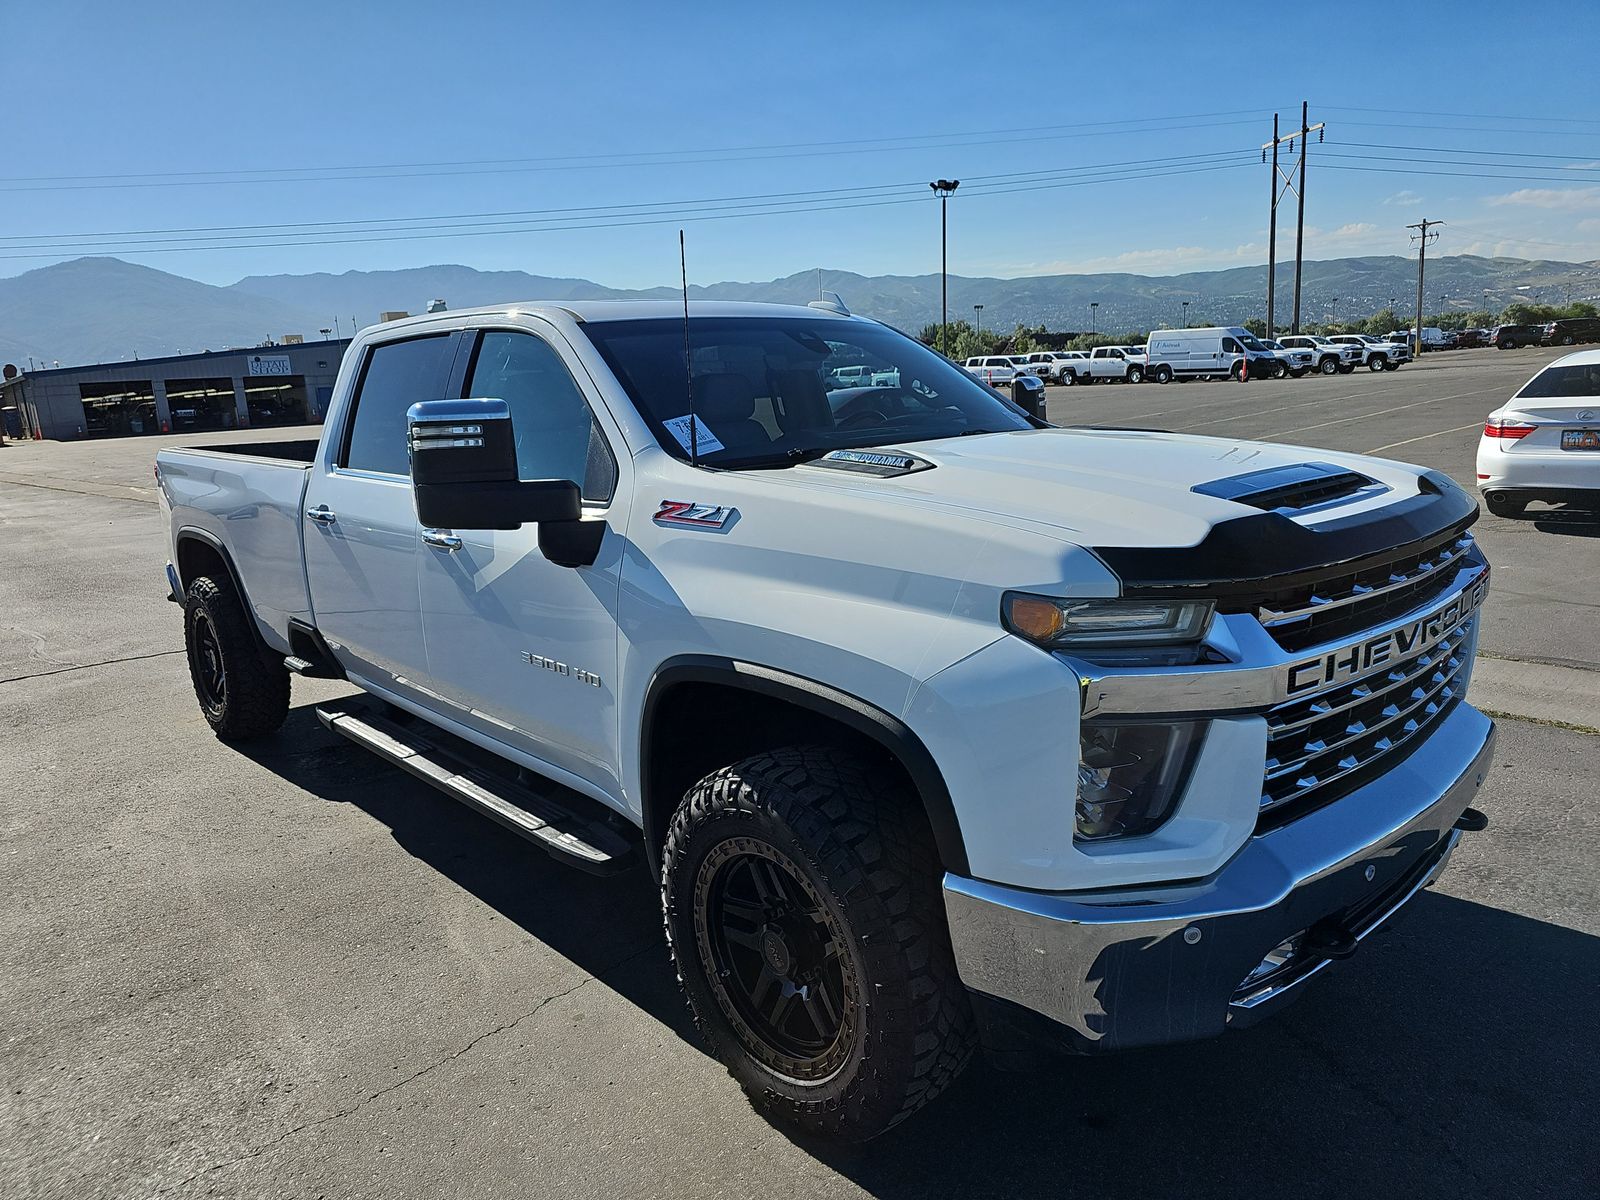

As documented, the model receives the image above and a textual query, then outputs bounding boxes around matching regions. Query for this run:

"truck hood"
[785,427,1434,549]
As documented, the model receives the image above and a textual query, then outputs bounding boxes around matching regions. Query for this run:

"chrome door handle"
[306,505,337,524]
[421,529,462,552]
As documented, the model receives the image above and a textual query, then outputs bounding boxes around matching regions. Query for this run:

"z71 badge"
[654,500,735,528]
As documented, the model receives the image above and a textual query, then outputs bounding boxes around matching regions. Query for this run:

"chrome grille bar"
[1258,534,1475,628]
[1267,623,1474,738]
[1260,617,1475,813]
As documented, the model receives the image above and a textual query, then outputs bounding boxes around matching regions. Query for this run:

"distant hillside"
[0,258,321,367]
[5,253,1599,369]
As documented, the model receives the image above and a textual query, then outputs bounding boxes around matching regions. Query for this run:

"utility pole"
[1264,105,1324,334]
[1182,300,1190,326]
[1266,112,1279,335]
[929,180,960,355]
[973,304,983,340]
[1408,218,1443,356]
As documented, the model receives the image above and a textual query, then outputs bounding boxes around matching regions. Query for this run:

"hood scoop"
[812,448,935,478]
[1191,461,1387,513]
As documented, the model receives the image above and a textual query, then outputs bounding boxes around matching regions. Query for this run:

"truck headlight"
[1003,594,1214,648]
[1076,721,1206,840]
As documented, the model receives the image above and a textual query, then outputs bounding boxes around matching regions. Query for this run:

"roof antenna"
[680,229,698,467]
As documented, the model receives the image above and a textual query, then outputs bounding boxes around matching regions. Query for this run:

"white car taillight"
[1483,418,1536,440]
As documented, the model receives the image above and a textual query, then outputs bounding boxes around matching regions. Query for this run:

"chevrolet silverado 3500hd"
[157,299,1495,1140]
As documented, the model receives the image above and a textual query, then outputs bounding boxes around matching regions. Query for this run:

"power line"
[0,160,1257,261]
[1320,104,1600,126]
[1330,140,1600,162]
[0,116,1266,193]
[1320,163,1600,185]
[0,152,1257,251]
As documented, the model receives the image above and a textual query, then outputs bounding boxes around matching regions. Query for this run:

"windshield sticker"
[662,415,725,456]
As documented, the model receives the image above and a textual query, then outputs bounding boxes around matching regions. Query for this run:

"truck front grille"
[1258,616,1474,828]
[1254,530,1475,652]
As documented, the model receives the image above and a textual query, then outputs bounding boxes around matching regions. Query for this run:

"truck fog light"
[1075,721,1206,841]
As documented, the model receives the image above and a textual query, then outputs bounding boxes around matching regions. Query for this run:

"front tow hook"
[1454,807,1490,832]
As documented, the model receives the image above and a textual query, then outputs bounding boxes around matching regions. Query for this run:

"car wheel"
[1484,491,1528,518]
[1154,365,1172,384]
[1318,356,1338,375]
[1383,361,1401,371]
[1562,334,1576,345]
[662,746,974,1142]
[1500,339,1515,350]
[1368,356,1387,372]
[1337,363,1355,374]
[183,574,290,740]
[1126,367,1143,384]
[1060,370,1075,386]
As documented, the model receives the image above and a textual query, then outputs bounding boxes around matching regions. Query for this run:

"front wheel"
[1126,366,1143,384]
[1059,370,1076,386]
[1153,364,1173,384]
[662,747,974,1141]
[1368,356,1387,372]
[183,575,290,740]
[1500,338,1516,350]
[1319,356,1339,375]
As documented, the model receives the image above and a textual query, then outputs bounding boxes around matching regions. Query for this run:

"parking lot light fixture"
[1090,301,1099,332]
[929,180,960,356]
[1182,300,1190,327]
[974,304,983,339]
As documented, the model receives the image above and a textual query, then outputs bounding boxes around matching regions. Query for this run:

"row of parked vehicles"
[966,327,1411,387]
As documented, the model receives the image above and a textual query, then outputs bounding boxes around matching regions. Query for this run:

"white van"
[1144,326,1279,384]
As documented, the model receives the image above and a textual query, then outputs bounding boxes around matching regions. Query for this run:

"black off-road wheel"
[184,574,290,740]
[662,746,974,1141]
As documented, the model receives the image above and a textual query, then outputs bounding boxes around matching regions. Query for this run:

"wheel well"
[640,670,966,877]
[175,534,230,593]
[174,532,268,651]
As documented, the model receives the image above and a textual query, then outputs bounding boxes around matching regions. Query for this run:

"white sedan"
[1476,348,1600,517]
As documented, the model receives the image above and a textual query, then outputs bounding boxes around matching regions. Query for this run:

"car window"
[342,334,455,475]
[465,331,616,502]
[1222,338,1241,353]
[1515,363,1600,399]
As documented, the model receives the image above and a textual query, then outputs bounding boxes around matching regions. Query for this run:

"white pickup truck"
[156,298,1496,1141]
[1080,344,1145,384]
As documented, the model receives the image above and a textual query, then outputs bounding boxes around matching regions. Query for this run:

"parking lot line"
[1257,386,1506,441]
[1365,421,1489,456]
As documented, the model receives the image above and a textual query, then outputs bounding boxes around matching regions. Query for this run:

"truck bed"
[157,443,316,651]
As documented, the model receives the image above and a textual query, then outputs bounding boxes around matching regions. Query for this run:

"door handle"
[306,505,337,524]
[421,529,463,552]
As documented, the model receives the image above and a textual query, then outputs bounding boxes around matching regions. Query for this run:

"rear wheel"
[1319,356,1339,375]
[662,747,974,1141]
[1500,338,1516,350]
[1126,366,1143,384]
[183,575,290,740]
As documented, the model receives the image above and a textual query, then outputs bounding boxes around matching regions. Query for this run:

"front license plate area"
[1561,428,1600,451]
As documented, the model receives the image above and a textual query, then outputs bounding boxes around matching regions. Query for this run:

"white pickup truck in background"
[1080,345,1145,383]
[156,298,1496,1141]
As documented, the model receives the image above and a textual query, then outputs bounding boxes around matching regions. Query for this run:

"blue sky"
[5,1,1598,288]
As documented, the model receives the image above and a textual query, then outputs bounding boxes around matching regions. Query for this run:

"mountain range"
[4,253,1598,370]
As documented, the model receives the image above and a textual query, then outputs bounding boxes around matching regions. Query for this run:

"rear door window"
[342,334,456,475]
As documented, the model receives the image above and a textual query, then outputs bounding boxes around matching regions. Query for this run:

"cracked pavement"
[3,381,1598,1199]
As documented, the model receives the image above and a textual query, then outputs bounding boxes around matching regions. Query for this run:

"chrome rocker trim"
[942,705,1495,1053]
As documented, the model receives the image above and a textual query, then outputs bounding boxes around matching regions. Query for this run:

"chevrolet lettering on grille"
[1285,568,1489,697]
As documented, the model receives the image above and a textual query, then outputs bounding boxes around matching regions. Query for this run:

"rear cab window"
[340,334,456,476]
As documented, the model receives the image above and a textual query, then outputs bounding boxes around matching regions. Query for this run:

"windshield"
[582,316,1034,467]
[1238,333,1267,351]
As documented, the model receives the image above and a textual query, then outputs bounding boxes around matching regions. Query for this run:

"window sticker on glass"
[661,414,726,456]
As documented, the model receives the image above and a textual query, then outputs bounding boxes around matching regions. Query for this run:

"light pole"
[973,303,983,341]
[319,328,332,342]
[1331,296,1339,325]
[1181,300,1190,326]
[1090,301,1099,332]
[929,179,960,356]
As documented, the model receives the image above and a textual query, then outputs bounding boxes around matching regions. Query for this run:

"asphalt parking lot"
[2,347,1597,1199]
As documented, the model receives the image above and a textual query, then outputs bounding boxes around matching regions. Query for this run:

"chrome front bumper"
[943,703,1495,1053]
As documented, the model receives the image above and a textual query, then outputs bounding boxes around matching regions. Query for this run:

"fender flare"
[640,656,969,876]
[173,526,271,653]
